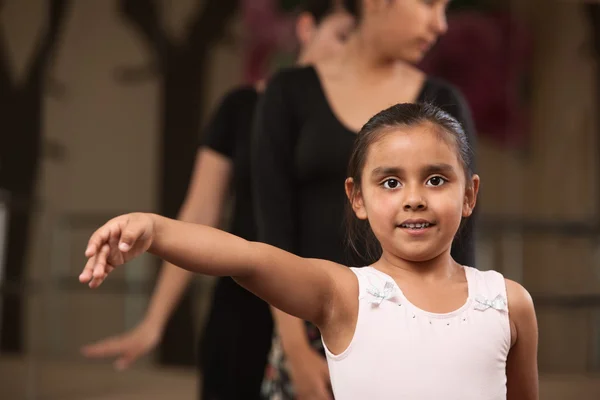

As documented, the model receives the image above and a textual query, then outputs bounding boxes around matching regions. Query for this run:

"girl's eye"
[383,179,400,189]
[426,176,447,187]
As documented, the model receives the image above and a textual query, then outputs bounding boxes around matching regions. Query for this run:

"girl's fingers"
[92,244,111,278]
[85,225,112,257]
[118,220,144,252]
[86,245,111,288]
[79,256,97,283]
[81,214,146,289]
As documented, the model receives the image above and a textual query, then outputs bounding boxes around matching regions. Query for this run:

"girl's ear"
[462,174,480,217]
[345,178,368,220]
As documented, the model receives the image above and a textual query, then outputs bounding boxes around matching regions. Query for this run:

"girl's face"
[361,0,450,64]
[296,10,355,65]
[347,123,479,263]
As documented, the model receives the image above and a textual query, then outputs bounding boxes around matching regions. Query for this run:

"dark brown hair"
[341,0,361,19]
[302,0,343,24]
[345,102,473,264]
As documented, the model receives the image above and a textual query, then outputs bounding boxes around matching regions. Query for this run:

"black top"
[198,86,274,400]
[201,85,259,242]
[252,66,477,267]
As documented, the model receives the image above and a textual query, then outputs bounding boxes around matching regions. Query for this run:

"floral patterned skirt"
[260,321,325,400]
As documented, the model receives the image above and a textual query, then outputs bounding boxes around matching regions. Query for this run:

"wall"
[0,0,243,360]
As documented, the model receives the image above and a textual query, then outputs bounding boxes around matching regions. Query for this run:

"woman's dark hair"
[301,0,342,24]
[341,0,360,18]
[345,102,473,264]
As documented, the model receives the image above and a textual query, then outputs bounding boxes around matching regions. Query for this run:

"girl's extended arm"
[80,213,346,328]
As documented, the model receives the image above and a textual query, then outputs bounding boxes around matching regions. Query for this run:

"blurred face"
[296,10,355,64]
[347,123,478,263]
[362,0,450,63]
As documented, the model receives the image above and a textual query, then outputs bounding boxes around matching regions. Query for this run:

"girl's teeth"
[402,223,430,229]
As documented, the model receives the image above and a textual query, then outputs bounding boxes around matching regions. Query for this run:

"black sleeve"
[200,86,253,158]
[251,71,298,252]
[426,82,478,267]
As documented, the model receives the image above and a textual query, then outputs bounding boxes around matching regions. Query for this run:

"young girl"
[252,1,477,397]
[80,103,538,400]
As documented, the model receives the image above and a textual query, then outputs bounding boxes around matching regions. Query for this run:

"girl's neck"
[374,250,461,282]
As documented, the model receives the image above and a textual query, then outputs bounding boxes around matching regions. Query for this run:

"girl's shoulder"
[505,278,535,316]
[505,278,536,346]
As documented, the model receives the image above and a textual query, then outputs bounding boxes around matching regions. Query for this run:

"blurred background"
[0,0,599,398]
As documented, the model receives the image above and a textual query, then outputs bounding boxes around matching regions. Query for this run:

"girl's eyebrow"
[371,166,404,177]
[422,163,456,175]
[371,163,455,177]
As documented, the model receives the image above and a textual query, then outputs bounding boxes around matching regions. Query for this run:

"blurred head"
[345,103,478,264]
[343,0,450,64]
[296,0,355,65]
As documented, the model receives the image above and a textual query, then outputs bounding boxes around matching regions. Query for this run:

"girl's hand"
[79,213,155,288]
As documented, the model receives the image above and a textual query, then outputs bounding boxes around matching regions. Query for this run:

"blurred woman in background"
[80,2,354,399]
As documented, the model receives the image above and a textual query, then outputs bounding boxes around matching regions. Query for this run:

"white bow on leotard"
[366,281,397,306]
[474,294,507,312]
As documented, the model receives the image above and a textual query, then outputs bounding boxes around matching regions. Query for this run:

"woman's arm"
[81,87,248,368]
[143,148,232,331]
[81,149,232,369]
[139,86,254,330]
[506,279,539,400]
